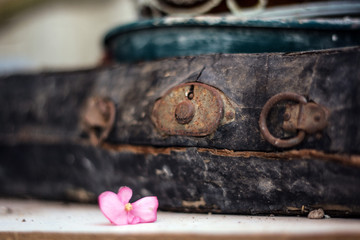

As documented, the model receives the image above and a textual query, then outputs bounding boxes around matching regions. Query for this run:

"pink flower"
[98,186,158,225]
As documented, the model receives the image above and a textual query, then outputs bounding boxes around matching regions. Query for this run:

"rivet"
[175,100,195,124]
[314,113,322,122]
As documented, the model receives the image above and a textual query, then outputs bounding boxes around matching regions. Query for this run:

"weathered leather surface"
[0,47,359,215]
[0,143,359,216]
[1,47,359,152]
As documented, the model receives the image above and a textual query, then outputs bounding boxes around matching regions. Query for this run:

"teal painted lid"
[104,17,360,63]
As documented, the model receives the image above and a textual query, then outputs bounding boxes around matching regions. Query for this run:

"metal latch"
[152,82,235,136]
[259,92,329,148]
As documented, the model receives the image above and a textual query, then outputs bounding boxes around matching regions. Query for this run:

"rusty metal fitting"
[152,82,235,136]
[175,100,195,124]
[290,102,329,134]
[82,97,116,146]
[259,92,307,148]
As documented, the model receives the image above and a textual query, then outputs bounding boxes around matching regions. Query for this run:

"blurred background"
[0,0,137,74]
[0,0,359,74]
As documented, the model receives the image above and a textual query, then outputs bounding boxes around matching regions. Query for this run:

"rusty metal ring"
[259,92,307,148]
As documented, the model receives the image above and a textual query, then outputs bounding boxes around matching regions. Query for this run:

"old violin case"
[1,17,360,216]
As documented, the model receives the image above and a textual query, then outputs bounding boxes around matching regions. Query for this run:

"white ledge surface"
[1,199,360,237]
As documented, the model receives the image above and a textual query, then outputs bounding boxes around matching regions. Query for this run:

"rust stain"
[101,143,360,167]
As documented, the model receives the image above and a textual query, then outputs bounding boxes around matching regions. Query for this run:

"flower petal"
[117,186,133,205]
[131,196,159,223]
[127,212,141,224]
[98,191,128,225]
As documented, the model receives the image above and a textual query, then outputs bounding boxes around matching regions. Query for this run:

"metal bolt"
[175,100,195,124]
[314,113,322,122]
[283,112,291,121]
[225,111,235,121]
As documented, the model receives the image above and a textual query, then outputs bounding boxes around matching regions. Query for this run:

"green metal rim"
[104,17,360,46]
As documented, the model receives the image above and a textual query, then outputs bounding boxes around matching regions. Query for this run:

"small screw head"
[225,111,235,121]
[175,100,195,124]
[283,112,291,121]
[314,113,322,122]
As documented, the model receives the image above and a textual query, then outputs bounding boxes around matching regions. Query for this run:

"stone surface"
[0,199,360,239]
[308,208,325,219]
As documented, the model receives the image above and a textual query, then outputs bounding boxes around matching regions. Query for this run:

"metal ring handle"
[259,92,307,148]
